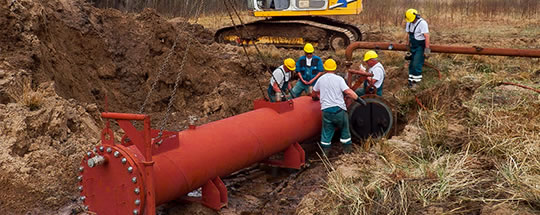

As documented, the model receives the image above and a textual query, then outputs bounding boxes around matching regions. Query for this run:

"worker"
[405,8,430,88]
[348,51,385,96]
[268,58,295,102]
[312,59,367,155]
[292,43,324,97]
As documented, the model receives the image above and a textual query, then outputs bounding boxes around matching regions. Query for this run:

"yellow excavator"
[216,0,363,50]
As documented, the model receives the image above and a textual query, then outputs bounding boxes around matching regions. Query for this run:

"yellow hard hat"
[304,43,315,53]
[405,9,418,23]
[284,58,296,71]
[323,59,337,71]
[363,50,378,62]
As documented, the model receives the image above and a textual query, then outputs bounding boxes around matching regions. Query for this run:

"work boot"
[408,81,420,91]
[343,144,353,154]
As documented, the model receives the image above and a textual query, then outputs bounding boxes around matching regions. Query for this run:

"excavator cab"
[217,0,363,50]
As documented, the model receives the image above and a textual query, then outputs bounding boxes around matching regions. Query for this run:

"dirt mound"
[0,0,266,213]
[0,63,102,213]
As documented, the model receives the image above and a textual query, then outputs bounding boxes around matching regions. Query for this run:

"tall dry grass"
[357,0,539,26]
[297,56,540,213]
[88,0,539,25]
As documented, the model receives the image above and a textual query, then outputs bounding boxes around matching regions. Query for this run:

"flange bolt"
[88,155,106,168]
[78,167,84,172]
[114,151,120,157]
[133,209,139,215]
[99,146,104,152]
[77,176,83,181]
[135,199,140,206]
[127,166,133,173]
[106,147,112,153]
[80,196,86,201]
[78,186,83,191]
[121,158,127,164]
[132,177,137,183]
[134,187,140,194]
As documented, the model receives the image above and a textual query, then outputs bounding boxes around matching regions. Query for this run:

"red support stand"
[183,177,228,210]
[202,177,228,210]
[263,142,305,169]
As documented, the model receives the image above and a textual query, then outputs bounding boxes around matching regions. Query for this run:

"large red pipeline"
[78,96,321,214]
[344,42,540,61]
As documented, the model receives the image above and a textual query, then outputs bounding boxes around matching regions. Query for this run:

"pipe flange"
[348,96,394,139]
[79,145,146,214]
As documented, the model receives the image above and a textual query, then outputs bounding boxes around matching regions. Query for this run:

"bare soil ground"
[1,0,539,214]
[0,0,266,213]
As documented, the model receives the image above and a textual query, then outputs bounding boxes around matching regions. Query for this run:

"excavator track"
[215,16,361,50]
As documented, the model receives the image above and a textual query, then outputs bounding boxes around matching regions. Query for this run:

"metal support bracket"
[182,177,228,210]
[263,142,305,169]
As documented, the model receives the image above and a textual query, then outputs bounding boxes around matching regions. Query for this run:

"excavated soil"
[0,0,270,213]
[4,0,535,214]
[0,1,412,213]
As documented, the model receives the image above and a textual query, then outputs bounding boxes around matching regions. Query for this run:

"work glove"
[311,94,319,101]
[367,86,377,94]
[424,48,431,58]
[404,52,412,61]
[360,64,366,71]
[275,92,283,102]
[355,97,367,106]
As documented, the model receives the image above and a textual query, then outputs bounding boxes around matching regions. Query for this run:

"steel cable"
[223,0,295,100]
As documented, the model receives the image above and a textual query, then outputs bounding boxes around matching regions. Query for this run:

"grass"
[5,77,45,111]
[294,6,539,212]
[92,1,540,213]
[297,68,539,214]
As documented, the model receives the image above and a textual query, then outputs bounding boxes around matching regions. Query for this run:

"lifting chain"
[138,37,179,114]
[223,0,295,101]
[222,0,268,101]
[156,0,206,139]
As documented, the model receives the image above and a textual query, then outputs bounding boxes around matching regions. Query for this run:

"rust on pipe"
[345,42,540,62]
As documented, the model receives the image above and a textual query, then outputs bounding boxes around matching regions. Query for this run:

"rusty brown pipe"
[345,42,540,62]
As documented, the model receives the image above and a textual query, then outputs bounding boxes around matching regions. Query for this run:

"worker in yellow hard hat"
[312,59,367,155]
[405,8,430,89]
[348,50,386,96]
[291,43,324,97]
[268,58,296,102]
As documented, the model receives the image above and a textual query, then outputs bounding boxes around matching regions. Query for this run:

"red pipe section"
[79,96,321,214]
[345,42,540,61]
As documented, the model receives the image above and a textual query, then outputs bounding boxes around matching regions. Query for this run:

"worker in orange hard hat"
[268,58,296,102]
[312,59,367,155]
[348,50,385,96]
[405,8,430,89]
[291,43,324,98]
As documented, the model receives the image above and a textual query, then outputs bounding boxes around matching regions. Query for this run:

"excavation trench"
[2,0,524,214]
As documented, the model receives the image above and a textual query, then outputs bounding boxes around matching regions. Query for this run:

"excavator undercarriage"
[215,16,361,50]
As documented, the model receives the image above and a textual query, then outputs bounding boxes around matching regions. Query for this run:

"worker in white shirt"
[405,8,430,88]
[312,59,367,155]
[267,58,295,102]
[348,51,385,96]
